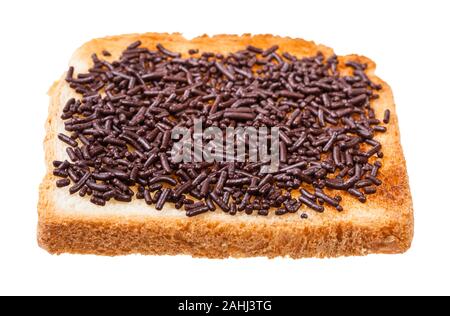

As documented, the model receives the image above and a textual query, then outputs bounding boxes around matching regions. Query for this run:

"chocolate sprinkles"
[54,41,386,217]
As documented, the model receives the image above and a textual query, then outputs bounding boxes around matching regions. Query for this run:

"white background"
[0,0,449,296]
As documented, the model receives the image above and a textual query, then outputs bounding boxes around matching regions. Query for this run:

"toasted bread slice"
[38,33,413,258]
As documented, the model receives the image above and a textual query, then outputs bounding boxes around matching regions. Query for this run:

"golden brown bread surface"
[38,33,414,258]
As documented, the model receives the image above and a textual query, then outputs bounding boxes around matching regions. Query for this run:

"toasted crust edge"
[38,33,413,258]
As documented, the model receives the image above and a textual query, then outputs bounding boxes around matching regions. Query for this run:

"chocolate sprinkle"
[383,109,391,124]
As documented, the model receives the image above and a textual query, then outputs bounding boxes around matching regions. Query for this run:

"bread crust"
[38,33,414,258]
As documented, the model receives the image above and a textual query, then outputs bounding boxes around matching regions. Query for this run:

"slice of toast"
[38,33,414,258]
